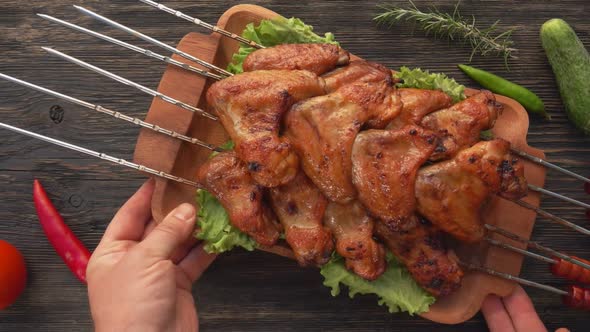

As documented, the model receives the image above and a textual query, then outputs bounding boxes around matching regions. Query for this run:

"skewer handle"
[565,286,590,310]
[0,122,201,188]
[139,0,265,49]
[552,256,590,284]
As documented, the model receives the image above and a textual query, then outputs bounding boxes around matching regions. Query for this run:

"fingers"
[178,243,217,282]
[503,286,547,332]
[171,237,199,264]
[141,219,157,240]
[102,179,155,243]
[481,294,515,332]
[482,287,549,332]
[138,203,197,259]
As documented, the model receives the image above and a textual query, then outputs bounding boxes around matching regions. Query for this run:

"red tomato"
[0,240,26,310]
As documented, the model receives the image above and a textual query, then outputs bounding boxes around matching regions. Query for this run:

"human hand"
[481,285,569,332]
[86,179,216,332]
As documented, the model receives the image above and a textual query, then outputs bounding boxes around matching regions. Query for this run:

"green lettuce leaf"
[196,188,256,253]
[227,17,338,74]
[320,254,435,315]
[395,66,466,102]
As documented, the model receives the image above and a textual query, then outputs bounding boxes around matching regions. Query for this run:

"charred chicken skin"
[388,88,453,130]
[415,139,528,243]
[243,43,350,75]
[421,90,501,161]
[323,60,393,92]
[324,201,386,280]
[269,171,334,266]
[285,77,402,203]
[207,70,326,187]
[352,125,437,229]
[196,151,281,246]
[375,218,464,297]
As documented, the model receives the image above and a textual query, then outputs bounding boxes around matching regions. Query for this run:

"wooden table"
[0,0,588,331]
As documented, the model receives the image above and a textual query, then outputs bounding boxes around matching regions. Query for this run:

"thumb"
[139,203,196,259]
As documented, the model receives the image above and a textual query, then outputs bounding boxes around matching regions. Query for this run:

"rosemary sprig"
[374,1,518,65]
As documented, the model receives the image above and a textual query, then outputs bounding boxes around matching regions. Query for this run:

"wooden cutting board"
[133,4,546,325]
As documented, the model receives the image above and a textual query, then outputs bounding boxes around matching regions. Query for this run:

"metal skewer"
[511,199,590,236]
[528,184,590,210]
[461,261,568,296]
[485,236,556,264]
[37,13,223,81]
[0,73,220,152]
[511,148,590,184]
[73,5,233,77]
[0,122,201,188]
[42,47,218,121]
[485,223,590,270]
[138,0,265,49]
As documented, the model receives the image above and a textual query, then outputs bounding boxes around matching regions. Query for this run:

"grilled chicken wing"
[421,90,501,161]
[196,151,281,246]
[324,201,386,280]
[243,43,350,75]
[388,88,453,130]
[269,171,334,266]
[375,218,464,297]
[323,60,393,92]
[415,139,527,242]
[352,126,437,229]
[207,70,326,187]
[285,80,402,203]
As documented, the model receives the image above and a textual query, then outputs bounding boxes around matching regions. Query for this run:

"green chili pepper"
[458,64,549,119]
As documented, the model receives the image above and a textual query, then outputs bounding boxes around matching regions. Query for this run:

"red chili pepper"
[33,179,90,283]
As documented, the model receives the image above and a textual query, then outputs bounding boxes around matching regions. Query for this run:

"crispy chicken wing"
[415,139,527,243]
[269,171,334,266]
[375,217,464,297]
[196,151,281,246]
[323,60,393,92]
[243,43,350,75]
[324,201,386,280]
[387,88,453,130]
[285,80,402,202]
[352,126,437,229]
[207,70,326,187]
[421,90,501,161]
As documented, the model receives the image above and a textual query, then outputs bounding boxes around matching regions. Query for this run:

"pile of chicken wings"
[196,43,528,297]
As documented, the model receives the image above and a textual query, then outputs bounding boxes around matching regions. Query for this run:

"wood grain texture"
[0,0,589,331]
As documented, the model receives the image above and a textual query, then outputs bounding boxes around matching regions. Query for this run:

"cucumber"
[540,18,590,135]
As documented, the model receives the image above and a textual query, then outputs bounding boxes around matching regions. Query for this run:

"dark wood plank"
[0,0,589,331]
